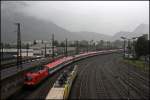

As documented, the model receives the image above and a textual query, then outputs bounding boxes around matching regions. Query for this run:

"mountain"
[1,11,73,42]
[1,11,110,43]
[132,24,149,37]
[112,24,149,41]
[71,31,111,41]
[111,31,131,41]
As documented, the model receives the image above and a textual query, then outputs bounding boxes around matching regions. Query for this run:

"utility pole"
[132,37,139,58]
[1,42,3,61]
[45,43,47,57]
[121,37,126,58]
[26,43,29,57]
[87,42,89,52]
[52,34,54,61]
[128,39,130,58]
[1,42,4,68]
[65,38,68,57]
[63,41,65,56]
[123,40,126,58]
[76,40,79,54]
[0,25,2,66]
[15,23,22,69]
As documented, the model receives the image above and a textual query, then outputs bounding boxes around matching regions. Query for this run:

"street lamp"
[131,36,140,58]
[121,36,126,58]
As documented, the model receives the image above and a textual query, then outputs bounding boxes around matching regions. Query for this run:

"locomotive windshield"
[30,66,45,72]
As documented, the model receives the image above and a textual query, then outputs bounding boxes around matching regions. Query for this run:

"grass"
[122,59,149,72]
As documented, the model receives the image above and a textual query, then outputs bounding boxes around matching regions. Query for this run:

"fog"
[1,1,149,36]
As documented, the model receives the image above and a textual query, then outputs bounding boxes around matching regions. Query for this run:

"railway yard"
[1,1,149,100]
[6,52,149,99]
[69,53,149,99]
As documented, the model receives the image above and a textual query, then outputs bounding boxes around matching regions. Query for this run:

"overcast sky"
[2,1,149,36]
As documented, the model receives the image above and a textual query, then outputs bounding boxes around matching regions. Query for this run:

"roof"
[45,56,73,68]
[46,88,64,100]
[45,57,66,68]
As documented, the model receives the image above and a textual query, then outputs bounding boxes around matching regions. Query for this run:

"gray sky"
[2,1,149,36]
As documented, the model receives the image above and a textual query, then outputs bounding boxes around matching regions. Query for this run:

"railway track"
[6,52,149,99]
[95,66,108,99]
[105,55,149,99]
[69,57,99,99]
[8,54,97,100]
[120,72,149,99]
[8,63,76,100]
[1,57,43,69]
[78,63,91,99]
[118,61,149,99]
[68,62,91,99]
[102,56,134,99]
[103,65,133,99]
[69,53,149,99]
[120,64,149,86]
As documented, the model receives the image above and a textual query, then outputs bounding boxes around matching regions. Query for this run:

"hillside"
[112,24,149,41]
[1,11,111,43]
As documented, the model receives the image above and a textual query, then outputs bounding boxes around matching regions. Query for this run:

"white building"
[30,43,56,57]
[3,49,34,57]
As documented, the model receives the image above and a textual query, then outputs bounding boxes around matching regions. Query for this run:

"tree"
[68,41,75,47]
[135,36,149,58]
[96,40,104,50]
[79,40,88,47]
[4,43,11,48]
[100,40,104,48]
[60,41,65,47]
[54,40,59,47]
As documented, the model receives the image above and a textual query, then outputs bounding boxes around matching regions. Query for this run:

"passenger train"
[24,49,121,87]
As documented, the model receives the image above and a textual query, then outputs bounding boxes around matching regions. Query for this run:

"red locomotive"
[24,68,48,86]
